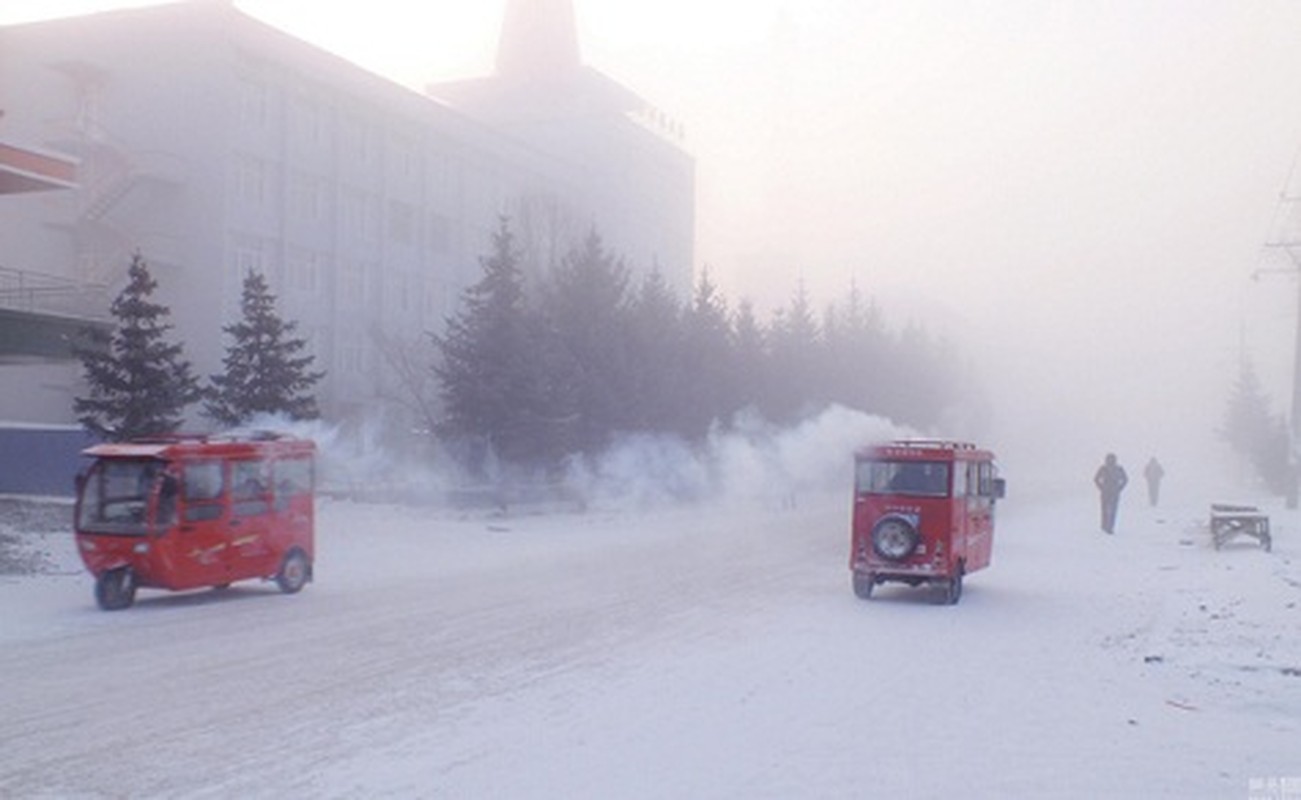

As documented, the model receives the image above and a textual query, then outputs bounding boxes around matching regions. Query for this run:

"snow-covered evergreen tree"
[764,279,822,423]
[678,266,734,436]
[540,228,634,453]
[429,220,970,473]
[73,253,201,440]
[205,270,323,426]
[626,266,684,432]
[1222,357,1291,494]
[434,217,563,468]
[823,280,886,412]
[729,298,767,415]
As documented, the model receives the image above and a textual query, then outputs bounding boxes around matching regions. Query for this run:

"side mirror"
[992,478,1006,500]
[74,469,87,494]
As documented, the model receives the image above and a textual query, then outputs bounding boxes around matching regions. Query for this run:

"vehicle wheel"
[276,549,310,594]
[940,564,965,606]
[213,583,231,591]
[871,516,920,561]
[852,571,875,600]
[95,567,136,611]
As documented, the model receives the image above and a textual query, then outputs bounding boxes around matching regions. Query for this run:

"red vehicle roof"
[856,439,994,461]
[82,432,315,460]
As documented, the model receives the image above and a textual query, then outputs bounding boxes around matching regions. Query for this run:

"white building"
[0,0,694,427]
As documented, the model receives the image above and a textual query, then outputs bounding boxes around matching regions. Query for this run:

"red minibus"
[850,440,1005,604]
[74,432,315,610]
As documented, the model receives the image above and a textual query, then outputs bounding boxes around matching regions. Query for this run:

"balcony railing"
[0,266,109,320]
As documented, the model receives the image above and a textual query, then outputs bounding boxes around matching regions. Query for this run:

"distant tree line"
[433,218,972,475]
[73,229,971,465]
[75,253,323,441]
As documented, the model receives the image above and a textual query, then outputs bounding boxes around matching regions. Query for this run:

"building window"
[389,200,414,245]
[341,113,376,166]
[239,77,267,128]
[341,260,366,303]
[341,189,363,240]
[340,115,361,159]
[290,171,321,221]
[286,248,320,295]
[368,268,384,312]
[235,155,266,206]
[428,213,450,253]
[292,96,323,148]
[337,334,365,375]
[364,195,381,242]
[390,135,419,185]
[233,239,265,276]
[341,190,380,243]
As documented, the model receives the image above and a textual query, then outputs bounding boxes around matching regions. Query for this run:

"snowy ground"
[1,482,1299,799]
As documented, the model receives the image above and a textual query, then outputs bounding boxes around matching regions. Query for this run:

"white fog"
[209,0,1301,492]
[5,1,1301,797]
[6,3,1301,481]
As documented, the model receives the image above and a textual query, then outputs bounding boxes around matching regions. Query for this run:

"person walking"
[1094,453,1128,534]
[1143,456,1164,507]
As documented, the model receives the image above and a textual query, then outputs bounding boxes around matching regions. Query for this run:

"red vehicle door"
[966,460,996,571]
[227,458,278,579]
[173,458,234,588]
[268,454,315,563]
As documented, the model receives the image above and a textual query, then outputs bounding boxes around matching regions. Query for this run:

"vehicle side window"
[232,460,271,517]
[978,463,993,497]
[965,463,978,497]
[183,462,225,522]
[273,457,313,510]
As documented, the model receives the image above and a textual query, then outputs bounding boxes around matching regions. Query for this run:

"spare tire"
[872,516,920,561]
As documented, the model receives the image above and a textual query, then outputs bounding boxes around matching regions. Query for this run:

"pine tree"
[205,270,324,426]
[824,280,887,413]
[1222,357,1292,493]
[73,253,201,441]
[627,266,683,431]
[765,279,822,422]
[540,228,634,454]
[434,217,563,468]
[730,299,767,414]
[678,266,733,436]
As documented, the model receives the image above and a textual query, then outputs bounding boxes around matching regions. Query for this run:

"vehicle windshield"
[856,459,951,498]
[77,458,163,535]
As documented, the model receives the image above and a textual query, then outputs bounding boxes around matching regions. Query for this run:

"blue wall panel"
[0,427,98,497]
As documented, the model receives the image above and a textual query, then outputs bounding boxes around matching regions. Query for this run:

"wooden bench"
[1209,504,1272,552]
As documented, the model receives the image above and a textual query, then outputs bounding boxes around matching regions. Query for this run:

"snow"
[1,479,1299,798]
[0,421,85,431]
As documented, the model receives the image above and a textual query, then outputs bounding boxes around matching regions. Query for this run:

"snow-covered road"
[2,489,1298,798]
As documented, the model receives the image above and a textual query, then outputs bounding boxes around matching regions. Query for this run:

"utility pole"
[1262,235,1301,508]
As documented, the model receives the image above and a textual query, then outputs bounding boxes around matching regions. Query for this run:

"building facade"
[0,0,694,428]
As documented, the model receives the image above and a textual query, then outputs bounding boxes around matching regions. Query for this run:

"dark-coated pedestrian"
[1094,453,1128,534]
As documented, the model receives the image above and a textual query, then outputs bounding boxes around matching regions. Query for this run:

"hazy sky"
[8,0,1301,483]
